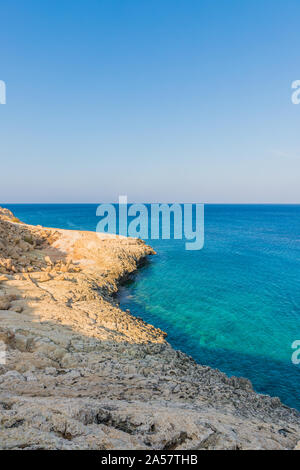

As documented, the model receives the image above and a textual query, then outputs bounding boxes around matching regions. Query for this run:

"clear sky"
[1,0,300,203]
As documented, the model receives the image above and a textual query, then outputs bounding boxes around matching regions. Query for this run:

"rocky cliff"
[0,207,299,450]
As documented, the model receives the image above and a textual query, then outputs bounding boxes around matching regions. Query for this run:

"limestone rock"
[0,206,299,450]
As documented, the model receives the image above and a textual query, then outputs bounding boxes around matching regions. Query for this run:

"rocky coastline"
[0,206,299,450]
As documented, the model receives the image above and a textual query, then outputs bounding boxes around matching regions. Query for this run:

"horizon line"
[2,202,300,206]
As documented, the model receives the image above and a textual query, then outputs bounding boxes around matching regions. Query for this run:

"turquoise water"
[5,204,300,410]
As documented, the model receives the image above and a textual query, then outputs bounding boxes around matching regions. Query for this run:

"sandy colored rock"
[0,207,299,450]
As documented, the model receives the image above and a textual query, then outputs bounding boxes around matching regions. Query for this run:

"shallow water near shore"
[5,203,300,410]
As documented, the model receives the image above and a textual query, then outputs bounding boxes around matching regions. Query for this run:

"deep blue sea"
[5,204,300,410]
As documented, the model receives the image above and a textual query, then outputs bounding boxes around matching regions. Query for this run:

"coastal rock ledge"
[0,206,299,450]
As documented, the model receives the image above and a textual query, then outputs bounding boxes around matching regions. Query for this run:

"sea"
[5,203,300,410]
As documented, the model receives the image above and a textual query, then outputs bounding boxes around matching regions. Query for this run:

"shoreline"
[0,206,299,450]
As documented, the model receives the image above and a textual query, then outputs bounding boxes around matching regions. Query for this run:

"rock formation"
[0,207,299,450]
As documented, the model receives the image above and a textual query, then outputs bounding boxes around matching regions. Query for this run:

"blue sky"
[0,0,300,203]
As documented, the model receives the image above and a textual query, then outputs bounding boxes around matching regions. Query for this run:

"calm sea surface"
[5,204,300,410]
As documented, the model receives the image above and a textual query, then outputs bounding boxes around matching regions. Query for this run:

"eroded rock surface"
[0,207,299,450]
